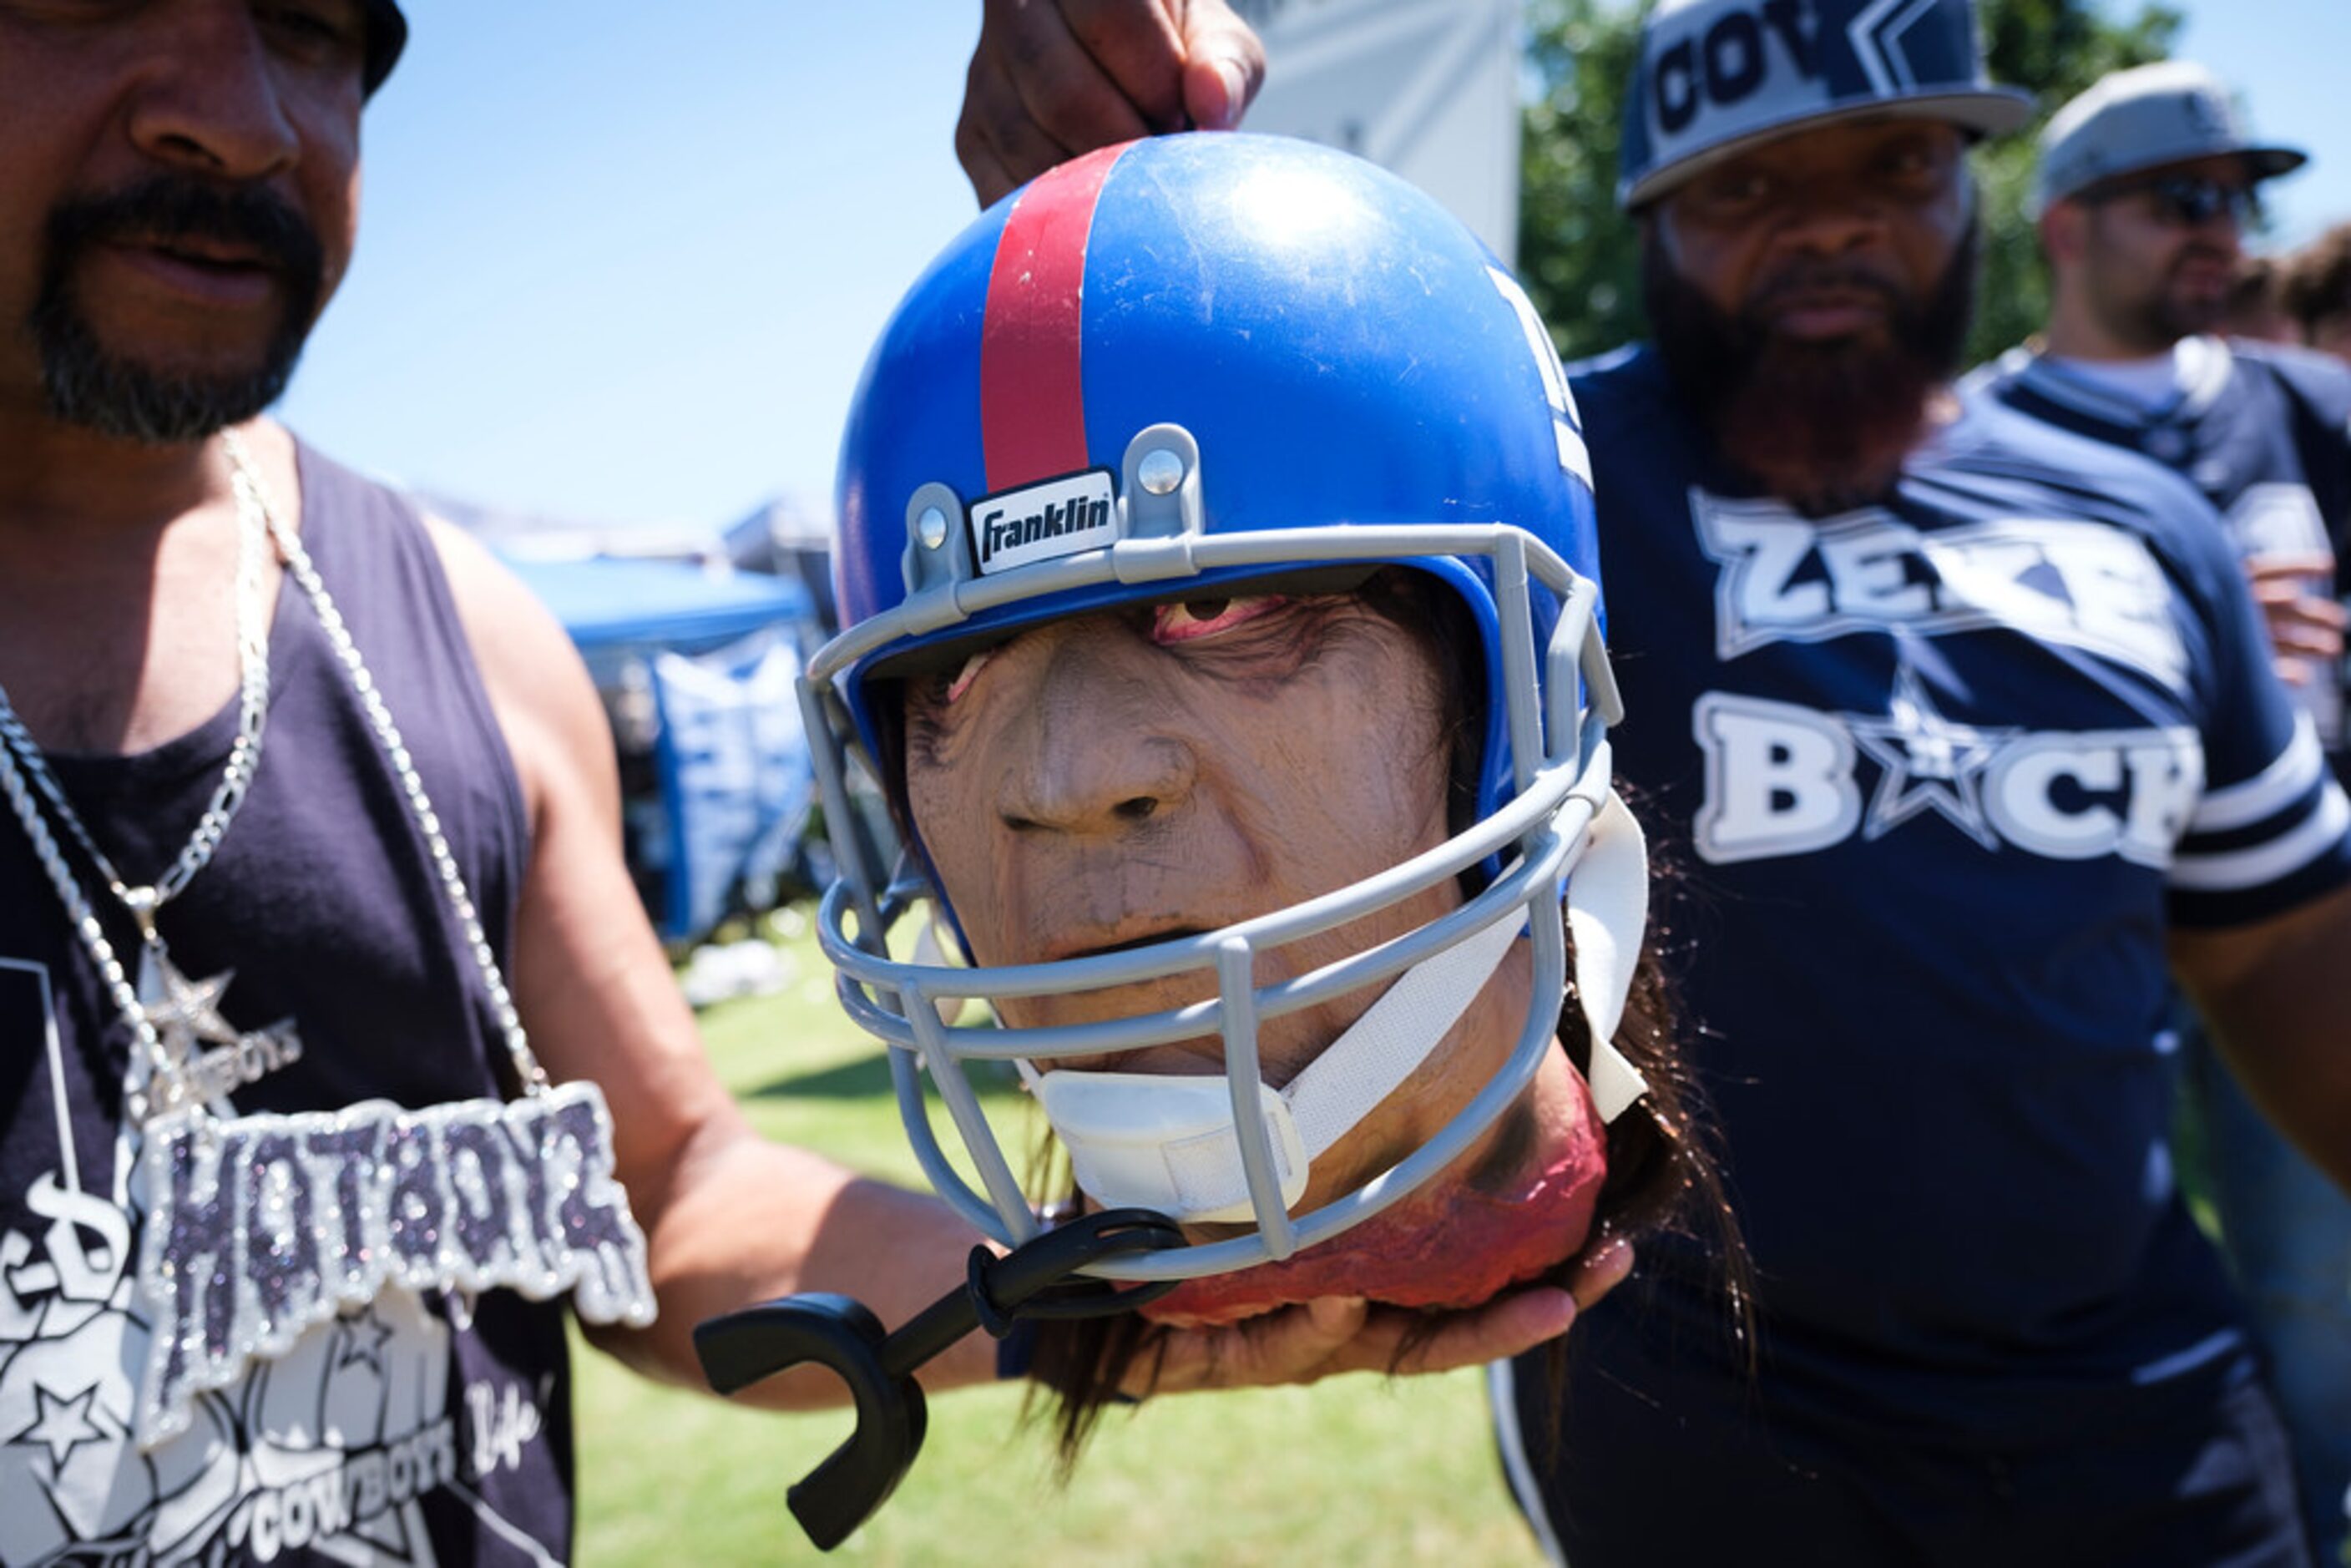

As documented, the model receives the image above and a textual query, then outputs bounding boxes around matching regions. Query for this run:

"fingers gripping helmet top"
[810,133,1648,1283]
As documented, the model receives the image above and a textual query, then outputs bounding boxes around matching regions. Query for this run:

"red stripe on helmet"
[980,142,1130,493]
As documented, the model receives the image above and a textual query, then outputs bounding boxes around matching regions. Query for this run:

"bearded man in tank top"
[0,4,1569,1563]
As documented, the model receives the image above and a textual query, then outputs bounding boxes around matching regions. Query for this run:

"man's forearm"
[2177,882,2351,1194]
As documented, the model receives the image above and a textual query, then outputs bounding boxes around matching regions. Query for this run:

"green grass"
[571,913,1548,1565]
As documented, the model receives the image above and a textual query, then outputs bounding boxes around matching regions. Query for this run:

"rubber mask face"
[902,590,1454,1091]
[899,585,1614,1324]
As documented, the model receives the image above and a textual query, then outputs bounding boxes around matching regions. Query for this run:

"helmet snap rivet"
[916,505,950,549]
[1138,448,1186,496]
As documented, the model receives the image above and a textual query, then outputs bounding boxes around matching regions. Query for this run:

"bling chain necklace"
[0,431,654,1448]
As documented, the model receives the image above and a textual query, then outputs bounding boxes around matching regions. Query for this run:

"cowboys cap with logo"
[1618,0,2034,210]
[2032,60,2308,217]
[811,131,1651,1285]
[362,0,408,96]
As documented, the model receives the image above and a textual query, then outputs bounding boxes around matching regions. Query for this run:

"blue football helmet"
[804,133,1649,1284]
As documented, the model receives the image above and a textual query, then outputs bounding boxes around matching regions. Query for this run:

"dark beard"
[2111,244,2237,351]
[28,176,325,445]
[1644,222,1977,515]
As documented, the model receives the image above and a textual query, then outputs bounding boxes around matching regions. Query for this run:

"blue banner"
[649,630,814,942]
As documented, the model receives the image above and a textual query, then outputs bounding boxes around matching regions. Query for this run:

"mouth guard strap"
[1266,787,1652,1151]
[1270,907,1526,1167]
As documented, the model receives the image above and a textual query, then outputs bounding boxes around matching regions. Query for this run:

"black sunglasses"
[2089,174,2263,230]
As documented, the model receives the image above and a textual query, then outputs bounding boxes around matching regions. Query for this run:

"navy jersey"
[1969,338,2351,751]
[1966,337,2351,538]
[1575,345,2351,1436]
[0,446,575,1565]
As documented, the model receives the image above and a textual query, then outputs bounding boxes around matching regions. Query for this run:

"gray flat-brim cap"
[2034,59,2305,215]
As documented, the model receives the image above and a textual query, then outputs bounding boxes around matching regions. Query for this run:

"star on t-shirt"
[1845,664,2015,849]
[13,1379,109,1469]
[336,1305,399,1374]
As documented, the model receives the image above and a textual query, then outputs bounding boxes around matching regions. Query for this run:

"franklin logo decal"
[969,469,1119,576]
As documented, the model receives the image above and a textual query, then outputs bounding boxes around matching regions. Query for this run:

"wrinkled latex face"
[899,584,1609,1321]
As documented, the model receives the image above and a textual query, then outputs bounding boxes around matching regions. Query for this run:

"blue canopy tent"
[503,554,813,681]
[503,554,821,945]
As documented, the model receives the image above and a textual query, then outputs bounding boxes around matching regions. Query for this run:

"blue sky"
[2171,3,2349,248]
[277,0,2351,535]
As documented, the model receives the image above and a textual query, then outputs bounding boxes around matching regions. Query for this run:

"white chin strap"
[1023,792,1653,1225]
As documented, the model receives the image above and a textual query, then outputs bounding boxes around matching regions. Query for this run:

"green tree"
[1518,0,2182,367]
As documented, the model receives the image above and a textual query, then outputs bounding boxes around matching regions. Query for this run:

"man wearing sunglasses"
[1973,58,2351,1565]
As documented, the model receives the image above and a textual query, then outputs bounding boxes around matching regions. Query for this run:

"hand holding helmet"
[706,133,1716,1544]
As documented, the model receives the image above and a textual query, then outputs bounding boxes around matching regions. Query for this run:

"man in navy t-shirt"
[992,3,2351,1561]
[1969,61,2351,1562]
[1468,5,2351,1565]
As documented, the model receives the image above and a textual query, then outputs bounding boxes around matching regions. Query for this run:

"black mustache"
[1745,263,1905,319]
[47,175,323,283]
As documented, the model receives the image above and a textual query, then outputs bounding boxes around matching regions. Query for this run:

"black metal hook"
[693,1208,1186,1550]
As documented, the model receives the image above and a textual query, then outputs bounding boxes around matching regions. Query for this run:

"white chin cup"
[1570,789,1651,1123]
[1032,1071,1312,1224]
[1025,792,1652,1225]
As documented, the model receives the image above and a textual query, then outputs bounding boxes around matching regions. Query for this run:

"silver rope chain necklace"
[0,429,652,1451]
[0,446,279,1119]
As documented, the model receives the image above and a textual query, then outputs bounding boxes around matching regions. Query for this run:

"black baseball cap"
[363,0,408,97]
